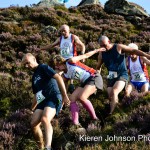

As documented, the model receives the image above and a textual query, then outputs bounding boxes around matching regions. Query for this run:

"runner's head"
[60,24,70,38]
[51,55,66,71]
[98,36,110,50]
[22,53,38,69]
[128,43,138,60]
[128,43,138,50]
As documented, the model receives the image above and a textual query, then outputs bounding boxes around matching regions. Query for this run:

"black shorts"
[80,73,103,90]
[107,76,128,88]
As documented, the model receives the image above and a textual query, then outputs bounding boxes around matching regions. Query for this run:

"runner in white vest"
[125,43,150,97]
[60,33,77,59]
[41,24,85,93]
[41,24,85,59]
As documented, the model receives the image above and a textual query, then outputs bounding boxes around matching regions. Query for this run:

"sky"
[0,0,149,14]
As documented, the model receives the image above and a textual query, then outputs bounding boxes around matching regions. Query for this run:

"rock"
[126,16,142,23]
[64,142,74,150]
[41,25,57,34]
[37,0,64,7]
[75,127,86,135]
[104,0,149,17]
[77,0,101,7]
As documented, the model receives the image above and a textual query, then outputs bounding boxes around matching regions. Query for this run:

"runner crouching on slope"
[51,48,105,128]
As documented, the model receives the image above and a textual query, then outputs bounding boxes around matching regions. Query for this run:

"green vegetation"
[0,4,150,149]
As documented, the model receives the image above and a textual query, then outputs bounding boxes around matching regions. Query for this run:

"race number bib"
[71,68,84,80]
[132,72,144,81]
[107,71,118,79]
[36,90,45,104]
[61,48,70,57]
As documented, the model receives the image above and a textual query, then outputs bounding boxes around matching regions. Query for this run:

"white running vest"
[60,34,75,60]
[129,56,147,82]
[64,62,91,83]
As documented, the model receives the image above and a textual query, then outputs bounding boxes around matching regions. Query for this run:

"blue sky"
[0,0,149,14]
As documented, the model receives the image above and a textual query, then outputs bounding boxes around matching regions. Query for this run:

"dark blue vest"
[102,44,128,80]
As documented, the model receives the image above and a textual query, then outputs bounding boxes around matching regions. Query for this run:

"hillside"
[0,4,150,150]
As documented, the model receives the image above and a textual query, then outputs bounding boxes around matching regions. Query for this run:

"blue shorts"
[130,81,149,91]
[36,94,62,115]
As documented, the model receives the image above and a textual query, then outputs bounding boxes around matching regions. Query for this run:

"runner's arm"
[40,38,60,51]
[68,48,105,63]
[119,44,150,59]
[142,56,150,65]
[96,52,103,73]
[31,95,37,111]
[74,35,85,55]
[53,73,70,106]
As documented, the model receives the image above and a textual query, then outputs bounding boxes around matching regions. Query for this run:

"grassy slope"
[0,4,150,149]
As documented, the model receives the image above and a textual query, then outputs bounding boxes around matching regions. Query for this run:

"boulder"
[104,0,149,17]
[77,0,101,7]
[37,0,64,7]
[41,25,57,34]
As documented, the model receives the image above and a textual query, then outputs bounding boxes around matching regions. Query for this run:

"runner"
[96,36,150,115]
[22,53,70,150]
[41,24,86,93]
[51,48,105,127]
[41,24,85,59]
[125,43,150,97]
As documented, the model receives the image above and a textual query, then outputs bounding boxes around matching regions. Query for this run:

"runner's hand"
[62,95,70,107]
[96,48,106,52]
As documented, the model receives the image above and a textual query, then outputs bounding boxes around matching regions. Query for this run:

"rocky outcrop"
[104,0,149,17]
[77,0,101,7]
[37,0,64,7]
[41,25,57,34]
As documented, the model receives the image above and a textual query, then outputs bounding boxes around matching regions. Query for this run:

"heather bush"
[0,109,34,150]
[78,4,105,20]
[54,5,68,12]
[107,141,150,150]
[27,33,42,44]
[113,95,150,138]
[0,4,149,150]
[0,9,15,18]
[21,20,34,29]
[0,32,12,41]
[0,74,32,117]
[0,15,5,20]
[0,97,11,117]
[16,6,32,18]
[68,7,81,14]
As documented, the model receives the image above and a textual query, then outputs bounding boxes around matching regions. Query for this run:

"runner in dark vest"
[96,36,150,115]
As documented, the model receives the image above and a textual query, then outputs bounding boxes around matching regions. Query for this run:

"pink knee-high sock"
[81,100,97,120]
[70,102,79,125]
